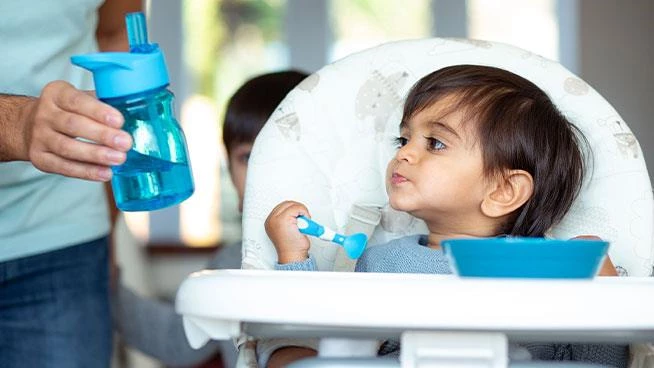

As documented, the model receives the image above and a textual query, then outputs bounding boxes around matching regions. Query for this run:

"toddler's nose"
[396,142,417,163]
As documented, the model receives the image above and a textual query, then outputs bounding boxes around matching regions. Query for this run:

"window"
[330,0,431,62]
[181,0,287,246]
[467,0,559,61]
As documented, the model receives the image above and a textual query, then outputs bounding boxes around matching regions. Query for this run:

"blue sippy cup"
[71,12,194,211]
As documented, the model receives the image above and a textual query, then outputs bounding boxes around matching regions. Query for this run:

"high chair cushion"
[241,38,653,277]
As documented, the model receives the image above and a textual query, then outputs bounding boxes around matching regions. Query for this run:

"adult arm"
[96,0,142,52]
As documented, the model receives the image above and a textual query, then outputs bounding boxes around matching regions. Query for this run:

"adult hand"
[264,200,312,264]
[22,80,132,181]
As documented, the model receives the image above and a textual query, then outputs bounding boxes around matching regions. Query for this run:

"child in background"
[112,70,308,368]
[264,65,625,367]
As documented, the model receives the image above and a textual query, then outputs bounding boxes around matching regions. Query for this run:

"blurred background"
[114,0,653,366]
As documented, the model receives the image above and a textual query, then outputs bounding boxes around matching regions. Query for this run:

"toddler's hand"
[265,200,312,264]
[572,235,618,276]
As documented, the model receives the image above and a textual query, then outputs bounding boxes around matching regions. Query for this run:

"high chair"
[176,38,654,368]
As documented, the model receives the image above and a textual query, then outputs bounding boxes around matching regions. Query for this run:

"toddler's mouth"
[390,172,408,185]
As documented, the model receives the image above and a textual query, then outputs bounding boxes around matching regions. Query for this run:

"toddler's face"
[386,95,488,226]
[228,142,252,213]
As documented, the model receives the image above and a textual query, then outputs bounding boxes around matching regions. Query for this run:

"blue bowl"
[441,237,609,279]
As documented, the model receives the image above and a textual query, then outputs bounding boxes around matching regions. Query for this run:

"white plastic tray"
[176,269,654,349]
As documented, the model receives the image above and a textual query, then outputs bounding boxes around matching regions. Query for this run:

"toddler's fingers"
[269,201,295,218]
[286,202,310,220]
[270,200,309,219]
[571,235,601,240]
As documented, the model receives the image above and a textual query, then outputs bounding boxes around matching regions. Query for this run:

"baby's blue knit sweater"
[276,234,627,368]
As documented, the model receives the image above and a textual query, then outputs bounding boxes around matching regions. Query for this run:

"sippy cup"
[71,12,194,211]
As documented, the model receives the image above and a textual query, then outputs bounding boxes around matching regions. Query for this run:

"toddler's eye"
[393,136,408,149]
[426,137,446,151]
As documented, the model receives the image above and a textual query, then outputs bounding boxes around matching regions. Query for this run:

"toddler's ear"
[481,170,533,218]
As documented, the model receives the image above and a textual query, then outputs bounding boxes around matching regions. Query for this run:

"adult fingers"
[45,81,124,129]
[43,132,128,168]
[53,110,132,153]
[36,151,113,182]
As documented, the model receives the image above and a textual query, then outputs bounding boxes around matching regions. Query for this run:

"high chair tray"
[176,269,654,349]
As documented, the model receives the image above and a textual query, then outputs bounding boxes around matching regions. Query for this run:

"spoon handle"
[297,216,345,244]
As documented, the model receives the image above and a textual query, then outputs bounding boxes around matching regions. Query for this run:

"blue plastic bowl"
[441,237,609,279]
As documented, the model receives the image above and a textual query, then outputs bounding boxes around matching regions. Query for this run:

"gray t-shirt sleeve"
[112,243,244,367]
[275,255,318,271]
[112,284,222,366]
[207,241,242,270]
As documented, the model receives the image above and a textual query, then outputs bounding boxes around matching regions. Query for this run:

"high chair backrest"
[241,38,654,277]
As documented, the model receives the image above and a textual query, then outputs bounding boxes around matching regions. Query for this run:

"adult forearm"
[96,0,142,53]
[0,93,35,162]
[96,28,129,53]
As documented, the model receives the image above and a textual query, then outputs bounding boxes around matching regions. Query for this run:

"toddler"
[264,65,625,367]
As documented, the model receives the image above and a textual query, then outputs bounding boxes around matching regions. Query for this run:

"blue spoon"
[296,215,368,259]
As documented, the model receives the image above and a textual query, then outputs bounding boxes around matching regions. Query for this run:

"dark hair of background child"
[222,70,309,154]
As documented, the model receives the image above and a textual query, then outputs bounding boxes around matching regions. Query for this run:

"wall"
[579,0,654,182]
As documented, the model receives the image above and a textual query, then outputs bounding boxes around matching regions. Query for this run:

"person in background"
[112,70,309,367]
[0,1,140,367]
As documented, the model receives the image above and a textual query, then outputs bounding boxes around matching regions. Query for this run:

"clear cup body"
[104,87,194,211]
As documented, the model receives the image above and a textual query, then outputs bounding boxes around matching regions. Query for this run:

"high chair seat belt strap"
[332,204,382,272]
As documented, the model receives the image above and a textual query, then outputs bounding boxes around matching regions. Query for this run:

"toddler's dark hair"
[222,70,309,155]
[403,65,588,236]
